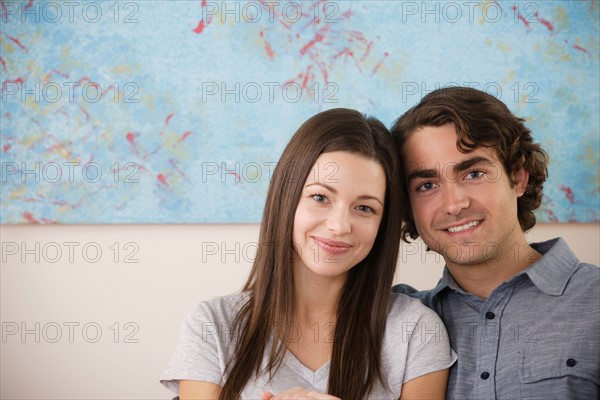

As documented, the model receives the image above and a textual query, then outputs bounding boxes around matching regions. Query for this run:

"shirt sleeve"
[160,302,226,394]
[402,301,457,383]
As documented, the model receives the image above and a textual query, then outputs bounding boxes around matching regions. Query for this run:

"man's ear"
[513,169,529,197]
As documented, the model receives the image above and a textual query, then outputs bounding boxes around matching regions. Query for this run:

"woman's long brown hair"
[219,108,402,400]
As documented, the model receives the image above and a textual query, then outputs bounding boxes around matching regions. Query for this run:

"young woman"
[161,108,456,400]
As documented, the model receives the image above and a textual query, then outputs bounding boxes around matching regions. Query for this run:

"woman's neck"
[292,267,346,325]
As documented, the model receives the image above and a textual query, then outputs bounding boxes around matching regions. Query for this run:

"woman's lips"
[312,237,352,255]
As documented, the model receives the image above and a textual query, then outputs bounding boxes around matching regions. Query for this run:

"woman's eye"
[312,194,326,202]
[356,205,375,214]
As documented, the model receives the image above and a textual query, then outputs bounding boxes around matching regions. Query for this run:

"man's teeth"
[447,221,480,233]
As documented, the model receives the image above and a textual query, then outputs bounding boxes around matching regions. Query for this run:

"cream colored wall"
[1,223,598,399]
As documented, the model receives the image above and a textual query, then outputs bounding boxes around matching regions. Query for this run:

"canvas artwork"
[1,0,598,223]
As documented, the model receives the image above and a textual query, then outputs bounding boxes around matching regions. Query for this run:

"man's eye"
[416,182,436,192]
[466,170,485,180]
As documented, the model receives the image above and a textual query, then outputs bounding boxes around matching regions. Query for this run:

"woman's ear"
[513,169,529,197]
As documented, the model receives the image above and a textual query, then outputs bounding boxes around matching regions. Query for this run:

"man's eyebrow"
[406,156,495,182]
[453,156,494,172]
[407,169,438,182]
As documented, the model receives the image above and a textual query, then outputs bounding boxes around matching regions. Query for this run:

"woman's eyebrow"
[305,182,383,206]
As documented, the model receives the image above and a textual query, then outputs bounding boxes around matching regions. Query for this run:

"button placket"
[474,283,515,399]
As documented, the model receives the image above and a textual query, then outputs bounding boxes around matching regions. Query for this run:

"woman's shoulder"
[387,292,442,325]
[199,291,249,309]
[187,291,250,325]
[377,292,454,392]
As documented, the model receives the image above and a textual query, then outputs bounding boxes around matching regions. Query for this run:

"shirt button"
[480,372,490,380]
[566,359,577,367]
[485,312,495,320]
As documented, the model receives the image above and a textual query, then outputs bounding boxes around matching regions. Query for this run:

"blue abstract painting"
[1,0,598,223]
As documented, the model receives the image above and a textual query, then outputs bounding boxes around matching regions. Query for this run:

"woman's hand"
[262,387,341,399]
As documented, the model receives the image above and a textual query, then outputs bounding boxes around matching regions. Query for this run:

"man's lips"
[444,220,482,233]
[312,237,352,255]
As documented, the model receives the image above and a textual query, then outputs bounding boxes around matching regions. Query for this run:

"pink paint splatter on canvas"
[534,12,554,32]
[1,32,28,52]
[2,76,24,90]
[76,76,99,88]
[506,4,591,57]
[174,131,193,147]
[46,69,70,80]
[565,39,590,54]
[126,132,139,155]
[573,44,589,53]
[191,1,388,101]
[360,41,374,62]
[160,113,175,135]
[169,158,187,178]
[510,5,531,30]
[300,31,327,55]
[545,210,559,222]
[260,30,275,59]
[193,0,212,34]
[79,106,90,122]
[559,185,575,203]
[371,52,389,75]
[51,197,85,211]
[119,113,196,194]
[23,212,40,224]
[157,173,170,188]
[226,171,241,183]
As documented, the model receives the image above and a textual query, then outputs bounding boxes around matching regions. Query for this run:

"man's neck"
[446,241,542,300]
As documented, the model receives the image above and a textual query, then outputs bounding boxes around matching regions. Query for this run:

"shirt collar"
[430,237,580,298]
[520,237,581,296]
[430,267,460,298]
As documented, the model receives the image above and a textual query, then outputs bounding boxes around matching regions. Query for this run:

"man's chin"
[427,241,493,266]
[444,255,487,267]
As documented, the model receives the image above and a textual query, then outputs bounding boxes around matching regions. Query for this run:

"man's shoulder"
[573,261,600,276]
[566,261,600,296]
[533,237,597,270]
[530,237,599,294]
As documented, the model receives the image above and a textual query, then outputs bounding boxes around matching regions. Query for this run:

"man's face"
[402,123,528,268]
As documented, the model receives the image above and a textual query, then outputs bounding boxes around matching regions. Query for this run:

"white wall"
[1,223,598,399]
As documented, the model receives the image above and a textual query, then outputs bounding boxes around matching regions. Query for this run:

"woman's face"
[292,151,386,282]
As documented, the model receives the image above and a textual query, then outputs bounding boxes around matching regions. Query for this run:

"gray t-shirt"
[161,292,456,399]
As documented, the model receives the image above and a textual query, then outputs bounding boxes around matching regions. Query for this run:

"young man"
[391,87,599,399]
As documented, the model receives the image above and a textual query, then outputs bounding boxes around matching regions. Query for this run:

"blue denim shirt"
[393,238,600,399]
